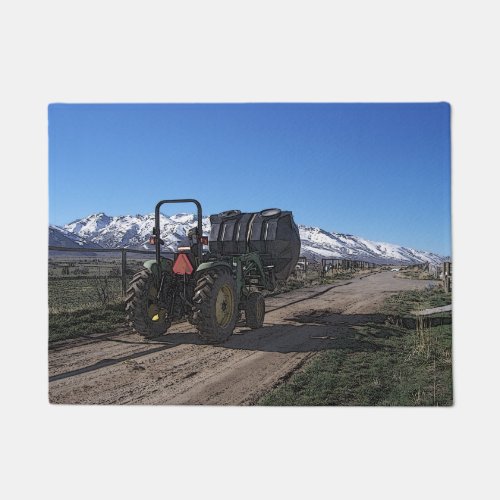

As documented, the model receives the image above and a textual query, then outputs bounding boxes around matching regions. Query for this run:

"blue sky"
[49,103,451,255]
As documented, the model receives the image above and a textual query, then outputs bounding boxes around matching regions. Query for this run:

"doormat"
[48,102,452,406]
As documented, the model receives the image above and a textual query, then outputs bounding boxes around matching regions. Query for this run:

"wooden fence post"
[443,262,452,293]
[121,249,127,297]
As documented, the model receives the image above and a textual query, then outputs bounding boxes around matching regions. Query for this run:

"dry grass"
[396,268,437,280]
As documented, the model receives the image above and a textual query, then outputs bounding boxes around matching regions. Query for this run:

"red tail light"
[149,235,165,246]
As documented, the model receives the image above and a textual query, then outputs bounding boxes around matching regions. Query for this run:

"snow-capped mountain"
[60,212,211,251]
[49,212,446,265]
[49,224,103,249]
[298,226,444,265]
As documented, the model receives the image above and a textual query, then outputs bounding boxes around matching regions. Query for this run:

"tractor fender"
[196,261,233,274]
[143,258,173,279]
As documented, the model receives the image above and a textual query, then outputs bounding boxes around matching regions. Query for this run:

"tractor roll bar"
[154,199,203,265]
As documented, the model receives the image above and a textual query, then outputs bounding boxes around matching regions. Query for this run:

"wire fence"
[51,246,177,290]
[48,246,175,312]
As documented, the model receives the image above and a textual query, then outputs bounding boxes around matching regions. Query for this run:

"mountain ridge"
[49,212,446,265]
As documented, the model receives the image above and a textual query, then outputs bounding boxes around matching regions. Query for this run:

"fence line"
[48,245,169,255]
[51,246,445,298]
[320,258,379,277]
[49,245,173,296]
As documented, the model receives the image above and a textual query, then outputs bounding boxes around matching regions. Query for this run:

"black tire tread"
[192,267,238,343]
[125,267,172,339]
[245,291,265,329]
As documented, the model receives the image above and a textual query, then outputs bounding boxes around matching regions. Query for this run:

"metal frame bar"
[154,199,203,266]
[49,246,166,255]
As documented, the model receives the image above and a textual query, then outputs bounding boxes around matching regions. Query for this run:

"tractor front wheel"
[245,291,265,329]
[125,268,172,338]
[192,267,238,343]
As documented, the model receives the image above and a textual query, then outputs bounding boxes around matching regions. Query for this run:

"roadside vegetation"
[49,277,125,343]
[258,286,452,406]
[49,303,126,342]
[395,268,436,281]
[383,287,451,315]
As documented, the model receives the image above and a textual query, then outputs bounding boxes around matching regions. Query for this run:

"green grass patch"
[383,287,451,316]
[258,322,452,406]
[49,303,126,343]
[258,288,452,406]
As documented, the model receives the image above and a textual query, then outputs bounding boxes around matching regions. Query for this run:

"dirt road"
[49,271,436,405]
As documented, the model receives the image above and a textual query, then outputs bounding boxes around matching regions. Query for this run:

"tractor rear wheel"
[125,267,172,338]
[192,267,238,343]
[245,291,265,329]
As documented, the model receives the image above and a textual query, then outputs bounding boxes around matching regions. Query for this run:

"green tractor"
[126,199,301,343]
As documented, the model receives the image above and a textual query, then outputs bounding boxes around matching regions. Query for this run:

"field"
[49,276,123,312]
